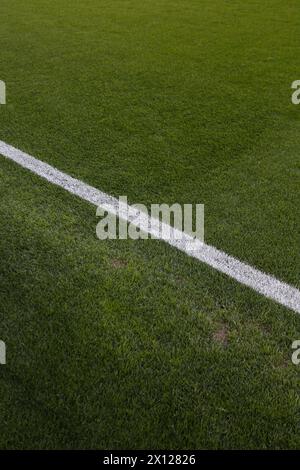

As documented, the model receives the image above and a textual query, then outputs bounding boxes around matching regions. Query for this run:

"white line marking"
[0,139,299,314]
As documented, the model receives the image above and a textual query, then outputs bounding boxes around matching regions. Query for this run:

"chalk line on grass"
[0,139,299,314]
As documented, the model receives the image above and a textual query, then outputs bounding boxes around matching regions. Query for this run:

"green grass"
[0,0,300,449]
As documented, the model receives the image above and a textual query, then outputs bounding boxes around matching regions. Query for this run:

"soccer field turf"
[0,0,300,449]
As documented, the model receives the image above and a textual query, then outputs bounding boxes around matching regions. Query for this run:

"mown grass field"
[0,0,300,449]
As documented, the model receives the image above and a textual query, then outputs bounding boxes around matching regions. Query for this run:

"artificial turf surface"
[0,0,299,449]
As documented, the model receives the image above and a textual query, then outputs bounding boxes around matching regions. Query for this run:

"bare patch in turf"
[213,324,228,347]
[110,258,128,269]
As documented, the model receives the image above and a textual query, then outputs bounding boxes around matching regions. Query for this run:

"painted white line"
[0,139,299,314]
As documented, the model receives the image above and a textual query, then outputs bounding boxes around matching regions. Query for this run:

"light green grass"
[0,0,300,449]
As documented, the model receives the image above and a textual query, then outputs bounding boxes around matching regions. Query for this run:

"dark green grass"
[1,158,300,449]
[0,0,299,284]
[0,0,300,449]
